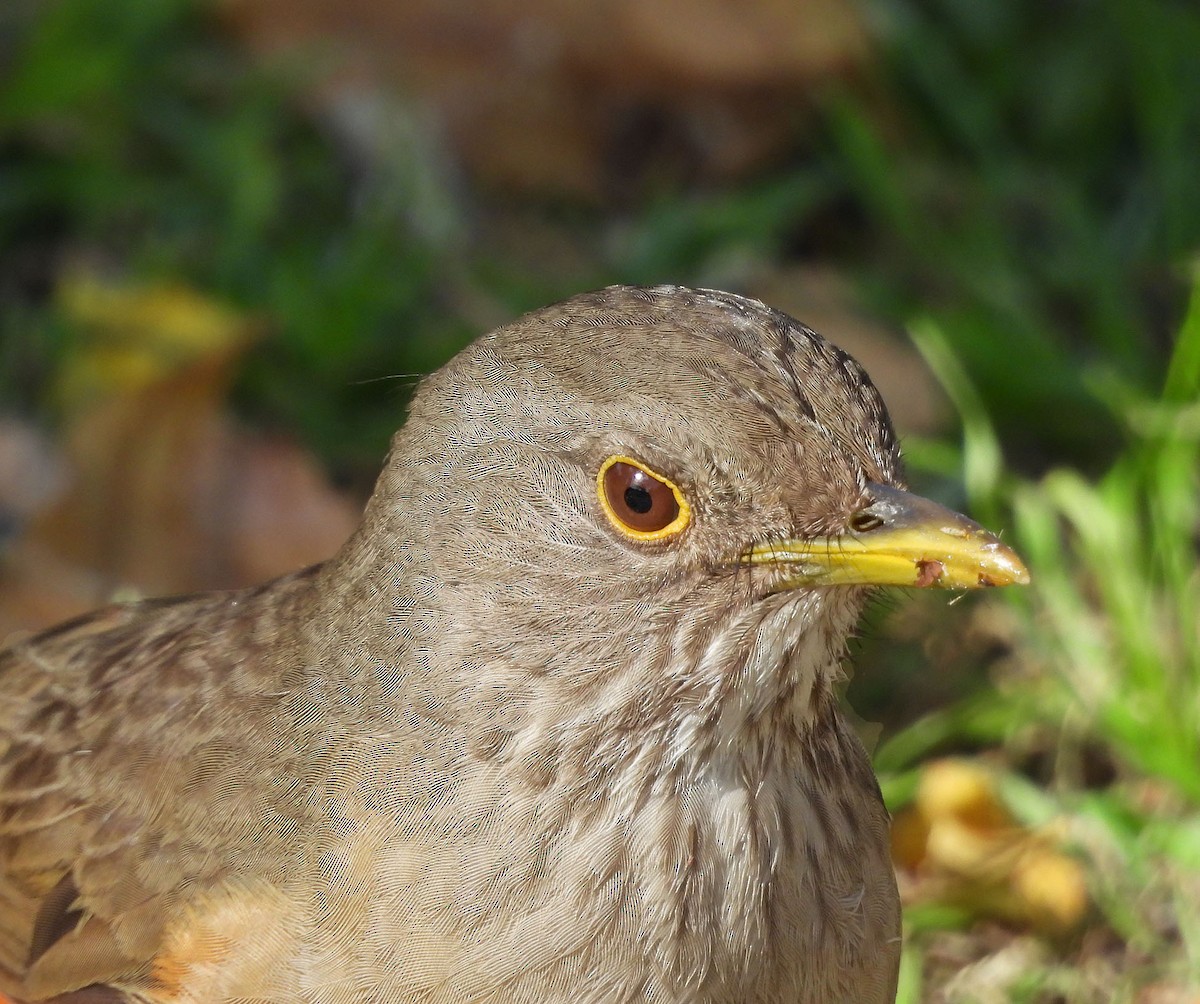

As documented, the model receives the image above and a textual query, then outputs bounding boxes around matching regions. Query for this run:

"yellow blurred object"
[892,758,1089,936]
[56,273,257,409]
[0,272,359,638]
[1011,846,1091,934]
[917,758,1013,831]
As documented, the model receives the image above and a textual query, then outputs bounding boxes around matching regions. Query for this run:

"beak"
[744,483,1030,590]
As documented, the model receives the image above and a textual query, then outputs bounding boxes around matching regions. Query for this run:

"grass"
[0,0,465,474]
[882,278,1200,998]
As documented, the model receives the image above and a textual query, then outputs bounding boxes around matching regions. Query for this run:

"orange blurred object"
[892,759,1089,936]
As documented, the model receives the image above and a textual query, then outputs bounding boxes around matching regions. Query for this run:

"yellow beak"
[745,483,1030,590]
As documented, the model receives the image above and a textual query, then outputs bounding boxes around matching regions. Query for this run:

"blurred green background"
[1,0,1198,998]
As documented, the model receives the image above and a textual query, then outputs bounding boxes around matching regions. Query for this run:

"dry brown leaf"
[218,0,870,200]
[1,275,358,638]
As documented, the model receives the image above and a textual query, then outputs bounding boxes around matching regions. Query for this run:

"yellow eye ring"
[597,455,691,541]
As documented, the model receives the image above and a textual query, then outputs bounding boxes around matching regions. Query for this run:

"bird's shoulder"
[0,566,322,1003]
[1,565,321,729]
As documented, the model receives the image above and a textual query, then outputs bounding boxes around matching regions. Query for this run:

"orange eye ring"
[597,455,691,541]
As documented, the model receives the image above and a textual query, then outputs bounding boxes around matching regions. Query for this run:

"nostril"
[848,510,884,533]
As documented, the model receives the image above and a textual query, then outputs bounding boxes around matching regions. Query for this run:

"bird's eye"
[597,455,691,540]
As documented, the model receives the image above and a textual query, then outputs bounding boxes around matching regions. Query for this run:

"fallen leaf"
[218,0,870,200]
[1,274,358,637]
[892,758,1090,937]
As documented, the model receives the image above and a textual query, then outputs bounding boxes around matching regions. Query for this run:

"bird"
[0,285,1028,1004]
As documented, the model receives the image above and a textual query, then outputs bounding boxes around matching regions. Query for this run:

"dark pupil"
[624,485,653,514]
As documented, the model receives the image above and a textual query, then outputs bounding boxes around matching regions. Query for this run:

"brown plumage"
[0,286,1027,1003]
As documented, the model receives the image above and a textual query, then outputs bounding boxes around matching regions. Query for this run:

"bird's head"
[349,285,1026,756]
